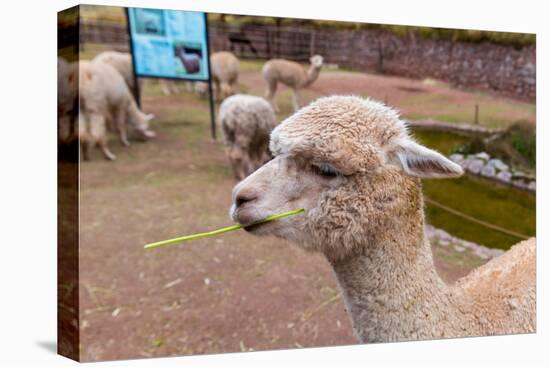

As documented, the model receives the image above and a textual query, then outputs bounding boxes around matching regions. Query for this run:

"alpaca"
[160,79,180,96]
[94,51,182,98]
[229,95,535,343]
[93,50,158,141]
[93,51,135,91]
[58,57,78,143]
[218,94,277,180]
[262,55,323,113]
[211,51,240,101]
[79,60,155,160]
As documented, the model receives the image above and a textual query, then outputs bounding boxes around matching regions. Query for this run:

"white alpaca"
[218,94,277,180]
[93,51,135,91]
[230,95,535,343]
[262,55,323,112]
[79,60,155,161]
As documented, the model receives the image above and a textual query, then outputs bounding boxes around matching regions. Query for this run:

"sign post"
[126,7,216,139]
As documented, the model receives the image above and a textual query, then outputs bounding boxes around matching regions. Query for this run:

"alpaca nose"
[235,189,258,208]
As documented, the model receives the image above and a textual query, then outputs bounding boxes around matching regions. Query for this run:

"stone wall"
[209,24,536,101]
[80,20,536,101]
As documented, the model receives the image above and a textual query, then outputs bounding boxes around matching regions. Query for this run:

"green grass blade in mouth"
[144,208,305,250]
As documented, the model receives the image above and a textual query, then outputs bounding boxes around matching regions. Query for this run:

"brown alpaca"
[262,55,323,112]
[229,95,535,343]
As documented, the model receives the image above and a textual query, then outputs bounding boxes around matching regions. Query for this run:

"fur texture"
[93,51,135,91]
[58,57,79,143]
[262,55,323,112]
[219,94,277,180]
[211,51,240,100]
[229,95,536,343]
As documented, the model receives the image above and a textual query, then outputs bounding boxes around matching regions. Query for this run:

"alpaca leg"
[214,80,221,102]
[291,89,300,112]
[80,140,90,161]
[78,113,90,160]
[184,81,193,93]
[170,81,180,94]
[99,139,116,161]
[236,162,245,181]
[160,80,171,96]
[265,80,279,113]
[231,156,244,181]
[90,114,116,161]
[115,107,130,147]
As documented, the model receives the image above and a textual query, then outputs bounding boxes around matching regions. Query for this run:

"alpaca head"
[230,95,462,261]
[131,111,156,140]
[310,55,324,69]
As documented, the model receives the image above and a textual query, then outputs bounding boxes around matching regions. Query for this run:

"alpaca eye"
[311,163,340,178]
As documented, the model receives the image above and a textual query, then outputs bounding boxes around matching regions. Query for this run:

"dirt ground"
[77,66,524,361]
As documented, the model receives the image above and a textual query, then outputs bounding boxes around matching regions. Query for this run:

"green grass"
[400,93,535,128]
[239,60,265,72]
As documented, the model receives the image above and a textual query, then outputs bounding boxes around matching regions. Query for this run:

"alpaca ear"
[389,138,464,178]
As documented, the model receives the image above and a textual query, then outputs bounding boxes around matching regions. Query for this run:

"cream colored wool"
[230,95,535,343]
[93,51,135,91]
[79,60,155,161]
[262,55,323,112]
[211,51,240,101]
[219,94,277,180]
[58,57,79,143]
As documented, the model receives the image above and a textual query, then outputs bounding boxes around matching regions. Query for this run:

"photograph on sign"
[127,8,209,80]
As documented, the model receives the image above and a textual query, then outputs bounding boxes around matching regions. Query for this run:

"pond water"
[412,129,536,250]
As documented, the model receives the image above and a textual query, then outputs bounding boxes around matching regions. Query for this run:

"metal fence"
[79,20,373,67]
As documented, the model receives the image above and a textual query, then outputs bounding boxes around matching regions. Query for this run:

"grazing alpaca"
[230,95,535,343]
[58,57,78,143]
[211,51,240,101]
[79,60,155,160]
[218,94,277,180]
[93,51,135,91]
[262,55,323,112]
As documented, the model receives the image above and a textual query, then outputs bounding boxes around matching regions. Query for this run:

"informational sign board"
[127,8,210,81]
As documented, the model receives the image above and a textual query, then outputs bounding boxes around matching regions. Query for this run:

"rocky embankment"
[449,152,535,192]
[426,224,504,260]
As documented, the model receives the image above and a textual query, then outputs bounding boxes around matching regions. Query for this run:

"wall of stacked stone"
[80,20,536,101]
[209,24,536,101]
[449,152,536,192]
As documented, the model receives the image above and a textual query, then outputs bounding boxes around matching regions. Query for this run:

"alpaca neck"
[328,216,464,343]
[301,65,321,88]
